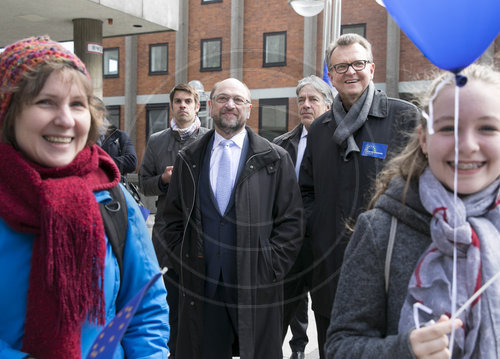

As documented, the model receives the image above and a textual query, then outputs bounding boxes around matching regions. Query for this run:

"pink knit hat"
[0,35,89,125]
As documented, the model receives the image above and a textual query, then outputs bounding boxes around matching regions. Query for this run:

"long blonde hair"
[368,64,500,209]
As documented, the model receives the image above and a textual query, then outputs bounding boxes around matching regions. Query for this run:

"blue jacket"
[0,184,169,358]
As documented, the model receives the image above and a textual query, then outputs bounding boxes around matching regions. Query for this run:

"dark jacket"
[163,127,304,359]
[300,89,419,317]
[99,125,137,175]
[273,123,313,287]
[273,123,304,166]
[138,127,209,268]
[326,177,431,358]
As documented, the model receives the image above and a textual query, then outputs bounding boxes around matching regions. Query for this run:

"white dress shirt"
[210,128,247,195]
[295,126,308,180]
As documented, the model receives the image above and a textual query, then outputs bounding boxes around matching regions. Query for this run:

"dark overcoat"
[99,125,137,175]
[299,89,419,318]
[272,123,303,166]
[164,127,304,359]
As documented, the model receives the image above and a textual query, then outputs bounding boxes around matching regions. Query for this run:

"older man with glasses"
[273,75,334,359]
[163,78,304,359]
[299,33,419,359]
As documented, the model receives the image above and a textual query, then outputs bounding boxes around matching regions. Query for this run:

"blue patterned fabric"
[215,140,234,214]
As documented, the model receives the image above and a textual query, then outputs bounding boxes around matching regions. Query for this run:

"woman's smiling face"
[14,69,91,168]
[419,79,500,195]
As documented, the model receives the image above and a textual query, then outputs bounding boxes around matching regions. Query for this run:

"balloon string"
[455,270,500,318]
[448,82,460,357]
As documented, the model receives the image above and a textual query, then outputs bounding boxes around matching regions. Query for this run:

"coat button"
[185,253,189,258]
[250,165,254,169]
[192,164,196,168]
[190,301,195,306]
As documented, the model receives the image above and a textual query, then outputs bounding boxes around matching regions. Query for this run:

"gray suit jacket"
[139,126,209,267]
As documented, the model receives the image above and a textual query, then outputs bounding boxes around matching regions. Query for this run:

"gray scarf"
[170,116,201,141]
[399,167,500,358]
[332,82,375,161]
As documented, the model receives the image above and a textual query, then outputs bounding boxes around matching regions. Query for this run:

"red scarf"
[0,143,120,359]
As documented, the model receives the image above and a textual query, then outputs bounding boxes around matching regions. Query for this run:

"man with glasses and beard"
[299,33,418,359]
[163,78,304,359]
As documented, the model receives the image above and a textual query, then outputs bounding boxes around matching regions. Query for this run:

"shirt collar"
[300,126,308,139]
[213,127,247,149]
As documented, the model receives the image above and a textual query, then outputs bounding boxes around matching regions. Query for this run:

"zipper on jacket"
[245,148,272,167]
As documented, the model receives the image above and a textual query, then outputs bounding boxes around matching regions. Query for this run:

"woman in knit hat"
[0,36,169,359]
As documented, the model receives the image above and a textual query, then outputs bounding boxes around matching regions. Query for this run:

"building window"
[341,24,366,38]
[146,104,169,141]
[263,32,286,67]
[201,0,222,3]
[149,43,168,75]
[103,48,119,77]
[106,105,121,128]
[201,38,222,72]
[259,98,288,141]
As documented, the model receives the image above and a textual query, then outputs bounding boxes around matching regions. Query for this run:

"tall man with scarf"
[139,82,209,358]
[299,33,418,358]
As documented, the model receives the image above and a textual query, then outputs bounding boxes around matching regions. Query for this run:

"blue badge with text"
[361,142,388,159]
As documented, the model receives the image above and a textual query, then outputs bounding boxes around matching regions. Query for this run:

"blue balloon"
[382,0,500,73]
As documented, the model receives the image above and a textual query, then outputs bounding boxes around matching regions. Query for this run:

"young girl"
[0,36,169,359]
[325,64,500,358]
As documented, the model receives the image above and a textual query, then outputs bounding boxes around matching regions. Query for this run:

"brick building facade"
[102,0,499,165]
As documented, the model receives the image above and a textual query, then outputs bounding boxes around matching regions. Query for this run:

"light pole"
[188,80,212,129]
[321,0,342,60]
[373,0,402,98]
[288,0,325,17]
[289,0,342,71]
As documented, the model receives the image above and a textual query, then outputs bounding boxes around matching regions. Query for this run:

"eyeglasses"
[329,60,371,74]
[214,94,250,105]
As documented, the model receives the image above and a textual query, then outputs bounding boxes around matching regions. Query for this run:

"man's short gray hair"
[296,75,335,106]
[325,33,373,70]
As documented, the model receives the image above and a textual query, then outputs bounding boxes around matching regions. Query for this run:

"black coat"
[273,123,303,166]
[299,89,418,317]
[163,127,304,359]
[99,125,137,175]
